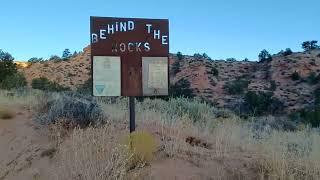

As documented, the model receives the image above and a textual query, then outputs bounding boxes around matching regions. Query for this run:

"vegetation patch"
[0,72,27,90]
[35,92,104,127]
[0,107,14,119]
[32,77,70,92]
[224,79,249,95]
[210,67,219,76]
[125,131,157,168]
[169,78,194,98]
[291,71,300,81]
[242,91,284,116]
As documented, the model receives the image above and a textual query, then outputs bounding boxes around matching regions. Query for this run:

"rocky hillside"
[171,49,320,113]
[19,46,320,113]
[20,47,91,89]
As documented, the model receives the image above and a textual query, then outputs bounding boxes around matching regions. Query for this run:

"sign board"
[93,56,121,96]
[90,17,169,96]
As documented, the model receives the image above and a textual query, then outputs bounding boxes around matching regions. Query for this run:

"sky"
[0,0,319,61]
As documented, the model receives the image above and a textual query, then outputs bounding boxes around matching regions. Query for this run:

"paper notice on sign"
[148,63,167,89]
[93,56,121,96]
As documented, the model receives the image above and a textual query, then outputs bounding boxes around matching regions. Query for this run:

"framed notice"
[90,17,169,96]
[93,56,121,96]
[142,57,168,96]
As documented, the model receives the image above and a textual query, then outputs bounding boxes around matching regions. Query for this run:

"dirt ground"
[0,107,257,180]
[0,106,54,180]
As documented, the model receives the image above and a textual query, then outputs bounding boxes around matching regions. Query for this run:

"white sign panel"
[93,56,121,96]
[142,57,168,96]
[148,63,168,89]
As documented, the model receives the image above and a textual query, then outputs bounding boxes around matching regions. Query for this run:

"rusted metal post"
[129,97,135,133]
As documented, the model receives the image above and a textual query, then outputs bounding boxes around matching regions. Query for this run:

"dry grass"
[125,131,157,168]
[51,125,131,180]
[1,91,320,180]
[0,89,43,109]
[97,98,320,179]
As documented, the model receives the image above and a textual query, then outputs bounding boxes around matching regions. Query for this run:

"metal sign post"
[129,97,135,132]
[90,17,169,133]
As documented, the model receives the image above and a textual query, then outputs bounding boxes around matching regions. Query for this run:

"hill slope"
[19,46,320,113]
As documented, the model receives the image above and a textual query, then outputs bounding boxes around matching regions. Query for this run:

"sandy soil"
[0,107,257,180]
[0,107,54,180]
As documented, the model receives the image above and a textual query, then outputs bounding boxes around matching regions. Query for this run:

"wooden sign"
[90,17,169,97]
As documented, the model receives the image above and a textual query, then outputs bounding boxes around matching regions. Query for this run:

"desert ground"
[1,90,320,180]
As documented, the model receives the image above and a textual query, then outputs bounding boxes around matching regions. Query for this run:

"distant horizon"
[1,0,319,61]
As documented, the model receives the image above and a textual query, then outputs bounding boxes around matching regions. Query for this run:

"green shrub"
[282,48,293,56]
[290,87,320,127]
[291,71,300,81]
[170,78,194,98]
[302,40,319,51]
[258,49,272,62]
[34,92,104,127]
[211,67,219,76]
[307,72,319,85]
[28,57,44,63]
[243,91,284,116]
[62,48,71,60]
[171,59,181,75]
[177,52,184,60]
[202,53,211,60]
[224,79,249,95]
[0,49,17,84]
[269,80,277,91]
[290,108,320,128]
[137,97,217,124]
[226,58,236,62]
[193,53,203,59]
[314,88,320,106]
[0,72,27,90]
[49,55,62,62]
[31,77,70,92]
[77,78,92,94]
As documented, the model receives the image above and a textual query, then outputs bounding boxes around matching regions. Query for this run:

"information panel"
[142,57,168,96]
[90,17,169,96]
[93,56,121,96]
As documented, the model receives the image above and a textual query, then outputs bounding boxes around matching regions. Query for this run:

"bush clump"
[258,49,272,62]
[0,72,27,90]
[269,80,277,91]
[125,131,157,167]
[251,116,298,134]
[224,79,249,95]
[35,92,104,127]
[77,78,92,95]
[170,78,194,98]
[291,71,300,81]
[32,77,70,92]
[281,48,293,56]
[177,51,184,60]
[138,97,218,125]
[210,67,219,76]
[0,49,17,87]
[242,91,284,116]
[307,72,320,85]
[290,108,320,128]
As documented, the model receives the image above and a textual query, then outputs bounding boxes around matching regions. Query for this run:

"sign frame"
[90,16,170,97]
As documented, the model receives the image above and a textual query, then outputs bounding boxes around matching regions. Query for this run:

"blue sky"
[0,0,319,61]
